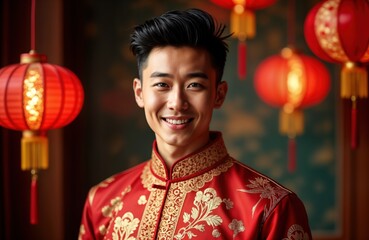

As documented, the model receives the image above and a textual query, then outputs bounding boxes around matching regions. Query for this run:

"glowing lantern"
[0,0,84,224]
[0,51,84,224]
[304,0,369,148]
[210,0,277,79]
[254,47,330,172]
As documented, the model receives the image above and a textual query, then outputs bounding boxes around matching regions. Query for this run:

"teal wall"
[83,0,340,235]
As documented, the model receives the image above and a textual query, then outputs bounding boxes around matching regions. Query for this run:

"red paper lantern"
[0,0,84,225]
[0,51,84,223]
[304,0,369,148]
[254,47,330,171]
[210,0,277,79]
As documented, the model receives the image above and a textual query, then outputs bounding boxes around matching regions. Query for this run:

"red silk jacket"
[79,132,311,240]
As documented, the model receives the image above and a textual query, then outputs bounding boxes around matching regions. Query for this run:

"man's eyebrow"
[187,72,209,79]
[150,72,173,78]
[150,71,209,80]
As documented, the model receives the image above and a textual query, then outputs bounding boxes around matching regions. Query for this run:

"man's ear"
[133,78,144,108]
[214,81,228,108]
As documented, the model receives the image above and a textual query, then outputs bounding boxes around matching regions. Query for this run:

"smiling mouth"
[163,118,193,125]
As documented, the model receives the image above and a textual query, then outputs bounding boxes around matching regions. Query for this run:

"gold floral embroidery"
[282,224,310,240]
[138,163,167,238]
[156,158,233,239]
[99,225,107,235]
[237,177,289,221]
[102,197,123,217]
[171,140,229,179]
[137,188,166,238]
[212,229,221,238]
[223,198,234,210]
[228,219,245,238]
[102,186,131,218]
[139,134,234,239]
[150,136,228,179]
[89,177,115,205]
[99,186,131,236]
[112,212,140,240]
[138,195,147,205]
[174,188,223,239]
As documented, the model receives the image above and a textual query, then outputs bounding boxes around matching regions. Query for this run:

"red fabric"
[79,132,312,239]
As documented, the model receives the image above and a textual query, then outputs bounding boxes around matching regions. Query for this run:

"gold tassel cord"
[231,7,255,40]
[341,62,368,99]
[21,130,48,171]
[340,62,368,149]
[279,108,304,138]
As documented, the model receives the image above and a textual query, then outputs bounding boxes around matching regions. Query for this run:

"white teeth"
[166,118,189,125]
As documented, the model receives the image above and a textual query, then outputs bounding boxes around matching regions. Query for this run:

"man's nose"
[167,87,189,111]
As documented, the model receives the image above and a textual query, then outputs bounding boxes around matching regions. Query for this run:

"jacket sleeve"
[78,190,98,240]
[261,193,312,240]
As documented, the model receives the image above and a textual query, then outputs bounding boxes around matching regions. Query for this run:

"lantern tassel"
[21,130,48,171]
[351,97,357,149]
[280,109,303,172]
[21,130,48,225]
[279,108,304,136]
[341,62,368,98]
[30,170,38,224]
[238,41,247,79]
[288,137,296,172]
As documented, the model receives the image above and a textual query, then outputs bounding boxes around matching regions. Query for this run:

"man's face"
[133,46,227,157]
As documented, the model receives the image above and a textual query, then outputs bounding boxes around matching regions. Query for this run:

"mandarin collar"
[149,132,229,180]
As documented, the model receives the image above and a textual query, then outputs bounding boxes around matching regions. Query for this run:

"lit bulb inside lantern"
[281,48,305,106]
[287,71,303,95]
[23,66,44,130]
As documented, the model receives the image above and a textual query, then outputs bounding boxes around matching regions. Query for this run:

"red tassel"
[288,138,296,172]
[238,41,247,80]
[30,171,38,224]
[351,107,357,149]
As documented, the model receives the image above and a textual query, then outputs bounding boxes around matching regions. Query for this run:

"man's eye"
[153,82,169,88]
[188,82,204,89]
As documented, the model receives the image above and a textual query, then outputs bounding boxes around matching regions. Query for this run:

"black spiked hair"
[130,8,231,83]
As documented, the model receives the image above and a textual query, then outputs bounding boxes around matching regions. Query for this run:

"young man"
[79,8,312,239]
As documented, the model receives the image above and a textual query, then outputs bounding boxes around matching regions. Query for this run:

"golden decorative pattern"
[174,188,223,239]
[137,188,166,239]
[286,54,305,107]
[282,224,310,240]
[315,0,348,62]
[89,177,115,205]
[150,136,229,180]
[156,158,234,239]
[237,177,289,221]
[23,64,44,129]
[112,212,140,239]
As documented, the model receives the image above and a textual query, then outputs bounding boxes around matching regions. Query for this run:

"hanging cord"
[31,0,36,51]
[287,0,296,48]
